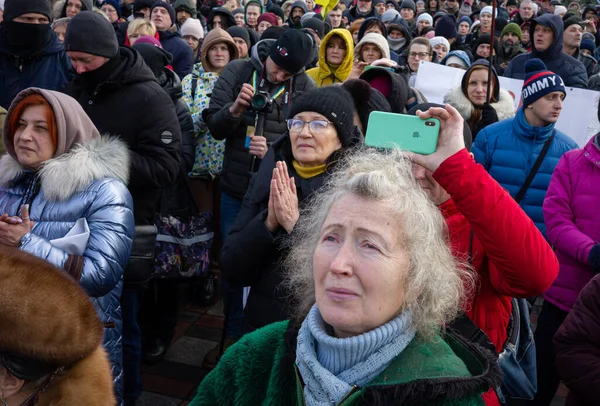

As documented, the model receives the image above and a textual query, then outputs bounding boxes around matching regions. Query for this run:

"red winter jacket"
[433,150,560,406]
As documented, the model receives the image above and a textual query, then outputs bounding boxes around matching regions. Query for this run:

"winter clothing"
[417,12,433,26]
[441,50,471,68]
[554,274,600,406]
[60,0,93,17]
[296,305,416,405]
[174,0,197,18]
[357,17,387,43]
[200,28,238,73]
[0,26,71,110]
[344,4,377,25]
[158,26,195,79]
[258,12,279,27]
[189,320,502,405]
[504,14,588,89]
[100,0,121,18]
[387,17,412,58]
[0,88,135,402]
[182,63,222,177]
[152,1,176,27]
[521,59,566,107]
[480,5,496,17]
[501,22,522,42]
[3,0,51,22]
[269,29,314,75]
[473,107,579,236]
[436,13,459,39]
[66,11,120,58]
[286,0,306,28]
[306,29,354,86]
[430,36,451,53]
[382,9,400,24]
[228,26,251,50]
[303,18,325,39]
[344,79,392,130]
[400,0,416,13]
[542,135,600,312]
[0,249,115,405]
[358,68,407,113]
[64,47,181,225]
[356,32,391,60]
[208,7,236,30]
[202,38,315,199]
[181,17,204,40]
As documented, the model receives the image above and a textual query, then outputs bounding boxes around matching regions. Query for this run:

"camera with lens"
[250,91,274,113]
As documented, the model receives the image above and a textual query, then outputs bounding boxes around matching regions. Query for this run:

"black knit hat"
[152,1,176,27]
[261,26,285,40]
[227,26,251,48]
[269,29,313,75]
[343,79,392,134]
[3,0,51,22]
[64,11,119,58]
[288,86,358,147]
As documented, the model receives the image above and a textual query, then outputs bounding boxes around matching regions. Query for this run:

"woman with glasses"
[406,37,433,86]
[219,86,362,334]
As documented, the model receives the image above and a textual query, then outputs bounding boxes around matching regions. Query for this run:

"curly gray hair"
[283,148,475,339]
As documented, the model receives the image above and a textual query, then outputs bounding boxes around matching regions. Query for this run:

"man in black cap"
[63,11,181,406]
[151,1,194,78]
[0,0,71,109]
[201,28,315,368]
[562,16,600,79]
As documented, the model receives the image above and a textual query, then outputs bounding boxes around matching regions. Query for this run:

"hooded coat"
[65,47,181,226]
[355,33,391,61]
[543,134,600,312]
[286,1,307,28]
[306,29,354,86]
[0,88,135,402]
[60,0,93,17]
[202,39,315,199]
[359,67,409,113]
[0,28,71,110]
[503,14,588,89]
[473,107,579,236]
[158,26,195,79]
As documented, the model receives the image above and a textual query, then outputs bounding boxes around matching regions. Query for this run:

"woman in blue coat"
[0,88,134,404]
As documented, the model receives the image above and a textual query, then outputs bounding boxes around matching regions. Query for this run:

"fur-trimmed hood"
[0,136,130,202]
[444,85,516,122]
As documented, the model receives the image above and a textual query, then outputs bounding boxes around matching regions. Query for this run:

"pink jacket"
[543,134,600,312]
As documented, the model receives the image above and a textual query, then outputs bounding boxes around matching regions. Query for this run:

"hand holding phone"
[365,112,440,154]
[409,104,466,173]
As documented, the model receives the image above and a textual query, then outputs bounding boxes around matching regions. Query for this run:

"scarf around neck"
[296,304,416,405]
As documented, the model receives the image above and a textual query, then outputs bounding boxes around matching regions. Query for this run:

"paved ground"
[139,286,567,406]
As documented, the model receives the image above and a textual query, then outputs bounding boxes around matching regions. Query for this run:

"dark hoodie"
[287,1,307,29]
[359,67,409,113]
[60,0,94,18]
[208,7,237,30]
[344,2,377,24]
[387,17,412,65]
[504,14,588,89]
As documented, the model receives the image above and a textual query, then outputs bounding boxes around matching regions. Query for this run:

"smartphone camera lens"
[425,121,435,127]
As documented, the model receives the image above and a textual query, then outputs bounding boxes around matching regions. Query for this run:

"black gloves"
[590,244,600,273]
[480,103,499,127]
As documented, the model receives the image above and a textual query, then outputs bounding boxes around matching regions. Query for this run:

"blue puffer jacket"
[473,108,578,236]
[503,14,588,89]
[159,28,194,79]
[0,30,72,109]
[0,139,134,403]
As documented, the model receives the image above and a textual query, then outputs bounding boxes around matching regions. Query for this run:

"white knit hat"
[0,0,5,11]
[181,17,204,40]
[429,36,450,52]
[417,12,433,25]
[480,5,497,17]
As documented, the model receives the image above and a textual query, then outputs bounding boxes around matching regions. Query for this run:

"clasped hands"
[265,161,299,234]
[0,205,34,247]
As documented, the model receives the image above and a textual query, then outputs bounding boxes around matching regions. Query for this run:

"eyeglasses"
[287,119,331,133]
[408,51,431,59]
[102,7,117,14]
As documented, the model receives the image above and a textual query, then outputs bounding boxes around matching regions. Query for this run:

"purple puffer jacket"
[543,134,600,312]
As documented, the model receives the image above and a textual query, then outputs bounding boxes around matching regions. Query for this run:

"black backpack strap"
[191,75,199,101]
[514,131,555,204]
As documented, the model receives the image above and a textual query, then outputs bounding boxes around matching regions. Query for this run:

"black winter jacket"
[203,39,316,199]
[504,14,588,89]
[220,136,329,332]
[65,47,181,225]
[160,69,196,217]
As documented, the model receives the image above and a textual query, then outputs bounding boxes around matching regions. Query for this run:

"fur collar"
[0,136,130,202]
[444,86,516,122]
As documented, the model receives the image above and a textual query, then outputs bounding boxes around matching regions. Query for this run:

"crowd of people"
[0,0,599,405]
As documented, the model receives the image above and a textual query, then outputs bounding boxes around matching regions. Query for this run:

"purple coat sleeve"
[554,275,600,404]
[543,152,596,265]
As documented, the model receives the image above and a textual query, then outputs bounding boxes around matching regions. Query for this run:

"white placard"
[414,61,600,147]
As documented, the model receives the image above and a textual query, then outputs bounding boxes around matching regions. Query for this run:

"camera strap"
[252,68,293,117]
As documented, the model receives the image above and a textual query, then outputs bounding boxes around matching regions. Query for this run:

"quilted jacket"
[473,107,578,236]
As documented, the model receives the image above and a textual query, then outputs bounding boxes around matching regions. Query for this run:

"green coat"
[190,321,501,406]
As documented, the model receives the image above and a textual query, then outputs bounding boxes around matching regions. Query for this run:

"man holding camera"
[201,28,314,367]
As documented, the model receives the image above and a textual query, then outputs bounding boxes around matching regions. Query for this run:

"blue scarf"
[296,304,416,405]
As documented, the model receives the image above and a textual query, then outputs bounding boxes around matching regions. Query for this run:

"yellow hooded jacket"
[306,29,354,87]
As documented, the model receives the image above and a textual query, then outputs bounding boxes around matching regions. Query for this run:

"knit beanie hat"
[3,0,51,22]
[521,58,566,108]
[227,25,251,47]
[181,17,204,39]
[472,33,495,56]
[432,10,447,24]
[480,5,496,17]
[356,33,391,60]
[152,1,176,27]
[270,5,285,22]
[417,12,433,25]
[232,7,244,16]
[501,22,522,41]
[506,0,517,6]
[288,86,358,147]
[563,16,585,31]
[400,0,416,12]
[134,35,162,47]
[201,28,238,72]
[269,29,313,75]
[174,0,196,17]
[343,79,393,134]
[133,42,173,77]
[262,25,285,39]
[443,52,471,69]
[99,0,121,18]
[65,11,119,59]
[301,11,316,25]
[457,16,472,27]
[554,5,567,15]
[382,9,401,23]
[258,12,279,26]
[435,14,458,38]
[303,18,325,39]
[134,0,154,15]
[581,38,596,54]
[430,36,450,51]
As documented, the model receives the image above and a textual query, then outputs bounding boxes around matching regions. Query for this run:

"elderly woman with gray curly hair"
[189,105,502,406]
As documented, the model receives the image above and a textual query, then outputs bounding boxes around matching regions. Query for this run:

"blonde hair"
[283,148,475,339]
[127,18,157,38]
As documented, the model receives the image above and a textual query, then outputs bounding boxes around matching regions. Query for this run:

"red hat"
[258,12,279,26]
